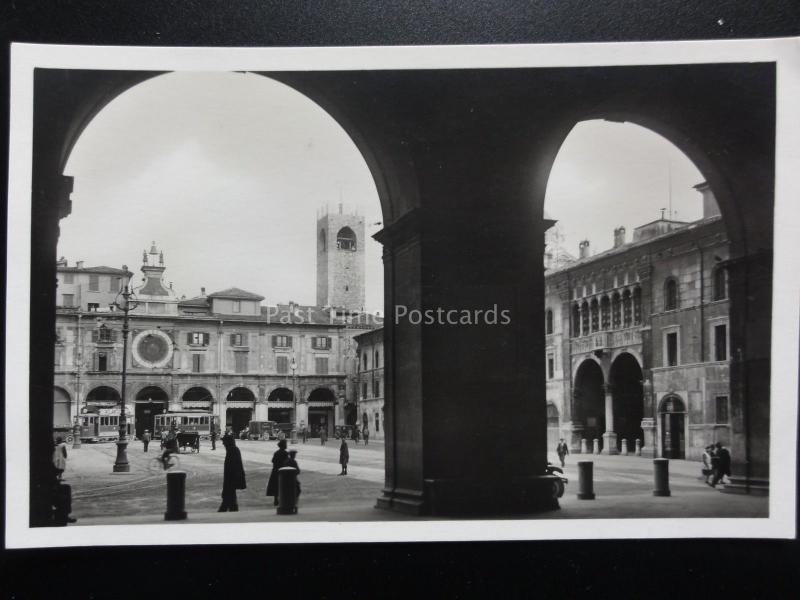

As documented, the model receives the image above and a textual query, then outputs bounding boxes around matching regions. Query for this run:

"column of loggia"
[602,383,619,454]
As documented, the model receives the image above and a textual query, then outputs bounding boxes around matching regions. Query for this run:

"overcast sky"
[61,72,704,312]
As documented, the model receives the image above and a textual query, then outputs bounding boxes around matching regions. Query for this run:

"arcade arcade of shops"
[544,198,732,462]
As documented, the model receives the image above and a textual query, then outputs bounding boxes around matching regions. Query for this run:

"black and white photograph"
[5,38,799,548]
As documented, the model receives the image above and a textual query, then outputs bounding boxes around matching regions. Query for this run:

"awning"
[182,401,212,409]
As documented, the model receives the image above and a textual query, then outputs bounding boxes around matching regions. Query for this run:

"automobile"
[247,420,280,440]
[545,462,568,498]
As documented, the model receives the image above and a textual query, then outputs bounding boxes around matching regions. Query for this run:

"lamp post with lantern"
[290,354,298,444]
[112,283,139,473]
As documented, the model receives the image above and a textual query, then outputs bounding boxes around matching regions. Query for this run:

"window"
[572,305,580,337]
[665,331,678,367]
[63,273,74,284]
[373,379,380,397]
[547,355,555,379]
[89,274,100,292]
[713,267,728,301]
[62,294,74,307]
[600,297,610,330]
[715,395,729,424]
[94,326,114,343]
[232,300,241,313]
[312,336,330,350]
[336,226,357,251]
[362,382,368,399]
[590,300,599,332]
[633,288,642,325]
[714,324,728,361]
[272,335,292,348]
[192,354,203,373]
[98,352,108,372]
[110,276,121,292]
[611,293,621,329]
[230,333,245,347]
[187,332,210,346]
[362,352,368,370]
[276,355,289,374]
[580,302,589,336]
[545,309,554,335]
[374,349,380,368]
[234,352,248,374]
[622,290,632,327]
[375,412,380,432]
[315,357,329,375]
[664,278,678,311]
[87,303,100,312]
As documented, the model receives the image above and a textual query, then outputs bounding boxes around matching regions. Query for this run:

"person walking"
[301,426,307,444]
[353,427,360,445]
[556,438,569,468]
[363,427,369,446]
[320,426,327,446]
[701,445,714,484]
[210,428,217,451]
[142,429,151,453]
[712,442,732,487]
[218,432,246,512]
[53,436,68,480]
[339,438,349,475]
[286,449,301,501]
[266,439,289,506]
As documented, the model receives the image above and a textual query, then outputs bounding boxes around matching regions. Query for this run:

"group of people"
[702,442,732,488]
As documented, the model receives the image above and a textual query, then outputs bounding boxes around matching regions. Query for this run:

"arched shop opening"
[53,387,72,431]
[659,395,687,459]
[267,387,294,424]
[307,387,336,438]
[85,386,121,411]
[226,387,256,436]
[182,386,214,408]
[609,353,644,453]
[574,360,605,451]
[134,386,169,439]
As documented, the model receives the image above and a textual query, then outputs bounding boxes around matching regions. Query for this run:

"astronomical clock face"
[132,329,173,368]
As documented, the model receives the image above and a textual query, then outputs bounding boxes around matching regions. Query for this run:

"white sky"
[61,73,703,311]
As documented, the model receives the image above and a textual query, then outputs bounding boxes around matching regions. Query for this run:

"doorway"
[135,401,167,439]
[659,396,686,459]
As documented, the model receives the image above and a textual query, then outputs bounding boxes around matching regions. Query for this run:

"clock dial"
[132,329,173,368]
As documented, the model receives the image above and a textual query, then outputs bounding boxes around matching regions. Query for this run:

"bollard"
[164,471,187,521]
[580,438,588,454]
[635,439,642,456]
[577,461,596,500]
[622,438,629,455]
[593,438,601,455]
[277,466,299,515]
[653,458,671,497]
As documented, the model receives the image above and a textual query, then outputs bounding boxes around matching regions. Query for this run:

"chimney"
[76,261,84,269]
[201,287,206,296]
[578,240,590,259]
[693,181,721,219]
[613,226,626,248]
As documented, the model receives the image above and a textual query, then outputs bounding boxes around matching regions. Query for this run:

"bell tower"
[316,204,365,312]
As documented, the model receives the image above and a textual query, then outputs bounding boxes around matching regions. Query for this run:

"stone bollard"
[577,461,596,500]
[635,439,642,456]
[622,438,629,455]
[164,471,187,521]
[593,438,601,455]
[653,458,671,497]
[580,438,588,454]
[277,466,299,515]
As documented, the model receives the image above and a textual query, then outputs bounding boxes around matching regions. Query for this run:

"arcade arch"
[134,386,169,438]
[53,386,71,429]
[573,360,605,450]
[609,352,644,453]
[267,387,294,424]
[226,387,256,436]
[307,387,337,437]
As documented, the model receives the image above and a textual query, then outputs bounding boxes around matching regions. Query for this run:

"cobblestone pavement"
[64,440,767,523]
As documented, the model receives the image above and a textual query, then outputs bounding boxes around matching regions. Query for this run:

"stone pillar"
[566,421,584,454]
[641,417,657,458]
[602,383,618,454]
[580,438,589,454]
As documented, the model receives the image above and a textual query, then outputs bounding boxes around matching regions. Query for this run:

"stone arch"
[181,386,214,404]
[609,352,644,453]
[658,394,688,459]
[336,226,357,251]
[573,359,605,449]
[85,385,121,406]
[53,386,72,428]
[267,387,295,403]
[133,384,169,403]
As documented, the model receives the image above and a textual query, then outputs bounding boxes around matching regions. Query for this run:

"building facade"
[54,208,379,438]
[545,183,731,461]
[353,328,385,440]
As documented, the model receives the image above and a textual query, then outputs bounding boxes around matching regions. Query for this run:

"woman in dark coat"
[218,433,246,512]
[286,449,301,499]
[339,438,349,475]
[266,439,289,505]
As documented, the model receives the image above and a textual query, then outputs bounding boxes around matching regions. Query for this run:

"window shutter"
[203,333,210,346]
[91,330,98,342]
[230,334,236,346]
[92,352,99,371]
[287,336,293,348]
[187,332,193,345]
[271,335,277,347]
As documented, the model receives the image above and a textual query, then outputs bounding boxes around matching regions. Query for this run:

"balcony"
[573,327,642,354]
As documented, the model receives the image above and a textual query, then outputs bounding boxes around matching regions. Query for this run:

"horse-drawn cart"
[176,431,200,453]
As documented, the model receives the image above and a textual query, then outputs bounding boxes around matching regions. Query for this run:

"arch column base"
[641,418,656,458]
[375,487,425,515]
[720,476,770,496]
[602,432,619,455]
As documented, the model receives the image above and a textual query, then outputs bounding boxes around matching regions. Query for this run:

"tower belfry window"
[336,227,357,251]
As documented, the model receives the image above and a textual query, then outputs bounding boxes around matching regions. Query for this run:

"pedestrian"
[218,432,246,512]
[210,428,217,451]
[53,436,68,480]
[556,438,569,468]
[320,426,327,446]
[712,441,731,487]
[363,427,369,446]
[266,439,289,506]
[286,449,301,500]
[353,427,360,445]
[339,438,349,475]
[701,445,714,484]
[278,429,286,442]
[142,429,151,453]
[301,426,307,444]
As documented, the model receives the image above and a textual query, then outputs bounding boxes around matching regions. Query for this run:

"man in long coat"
[339,438,349,475]
[266,439,289,506]
[218,433,246,512]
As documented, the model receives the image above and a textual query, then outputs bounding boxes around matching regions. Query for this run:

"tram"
[154,411,216,440]
[78,408,133,443]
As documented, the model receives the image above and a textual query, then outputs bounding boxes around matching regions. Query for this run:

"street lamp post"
[72,312,83,449]
[112,284,138,473]
[290,355,298,444]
